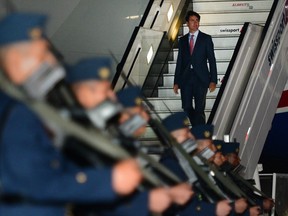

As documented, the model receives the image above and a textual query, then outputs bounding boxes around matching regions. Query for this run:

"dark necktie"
[189,34,194,55]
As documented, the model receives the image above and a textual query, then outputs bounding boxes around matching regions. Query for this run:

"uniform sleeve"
[179,195,216,216]
[159,152,188,181]
[206,35,218,84]
[1,103,118,203]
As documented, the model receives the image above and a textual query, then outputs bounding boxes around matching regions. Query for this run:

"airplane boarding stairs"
[141,0,273,142]
[141,0,288,182]
[110,0,288,213]
[111,0,288,181]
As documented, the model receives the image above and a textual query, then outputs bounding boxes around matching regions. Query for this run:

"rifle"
[0,71,176,188]
[147,111,230,203]
[46,76,184,188]
[198,156,257,206]
[230,168,270,199]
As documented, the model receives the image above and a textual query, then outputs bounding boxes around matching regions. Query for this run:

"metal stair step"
[147,97,216,111]
[212,36,239,49]
[193,0,272,2]
[168,61,229,74]
[162,74,224,87]
[158,86,220,97]
[194,1,273,13]
[148,110,212,120]
[182,24,243,34]
[173,49,234,61]
[198,12,269,25]
[166,64,227,75]
[183,25,243,37]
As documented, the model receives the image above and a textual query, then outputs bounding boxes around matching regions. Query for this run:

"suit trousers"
[180,71,207,126]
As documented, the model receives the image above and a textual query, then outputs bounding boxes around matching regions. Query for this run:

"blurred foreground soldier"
[66,61,193,215]
[0,13,142,216]
[160,112,232,216]
[214,140,240,169]
[66,57,116,111]
[191,126,249,215]
[116,86,194,207]
[116,86,153,138]
[63,57,121,166]
[216,141,274,215]
[65,59,172,215]
[190,124,217,161]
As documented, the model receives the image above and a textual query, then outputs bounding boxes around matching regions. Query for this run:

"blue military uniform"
[160,148,217,216]
[216,141,265,216]
[214,140,240,156]
[65,62,150,216]
[0,13,120,216]
[190,130,251,216]
[160,113,217,215]
[85,191,149,216]
[0,92,118,215]
[165,122,252,216]
[63,57,115,167]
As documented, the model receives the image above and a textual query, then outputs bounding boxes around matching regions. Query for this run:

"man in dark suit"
[173,11,217,126]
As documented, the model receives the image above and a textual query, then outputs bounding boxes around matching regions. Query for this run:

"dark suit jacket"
[174,31,217,88]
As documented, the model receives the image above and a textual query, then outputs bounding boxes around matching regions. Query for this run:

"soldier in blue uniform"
[160,112,233,216]
[65,59,179,215]
[115,86,196,209]
[215,141,274,216]
[0,13,143,216]
[191,124,254,215]
[116,89,252,216]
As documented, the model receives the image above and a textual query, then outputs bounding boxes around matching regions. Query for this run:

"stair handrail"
[112,0,191,91]
[143,0,191,97]
[147,35,177,97]
[112,0,154,89]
